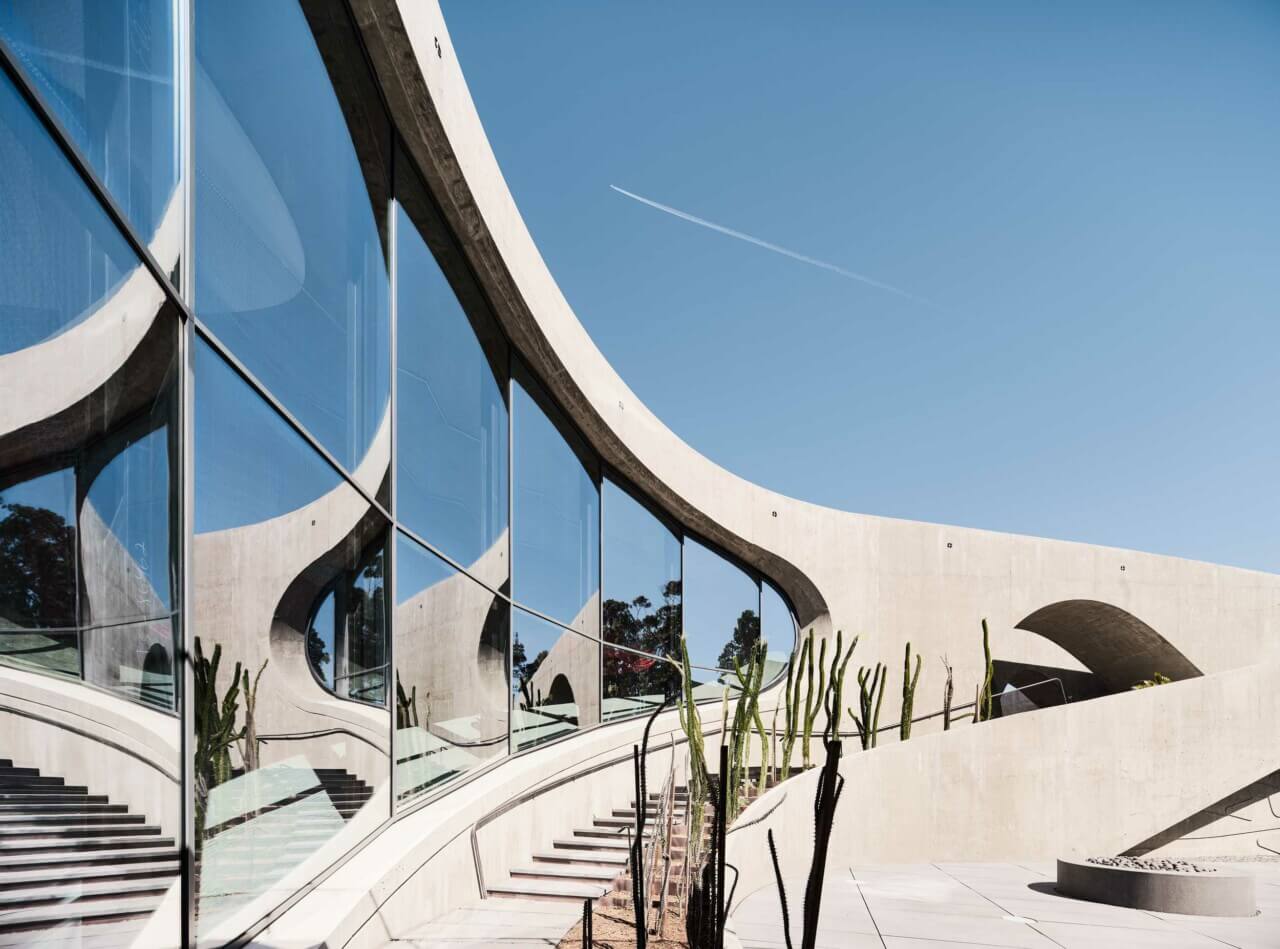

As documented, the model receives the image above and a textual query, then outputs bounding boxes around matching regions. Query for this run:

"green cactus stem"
[941,654,954,731]
[801,630,828,770]
[778,634,810,782]
[823,630,858,738]
[193,638,244,845]
[851,662,886,750]
[978,618,994,723]
[899,643,922,741]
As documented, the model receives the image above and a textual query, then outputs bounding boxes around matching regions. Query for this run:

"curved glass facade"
[0,3,798,944]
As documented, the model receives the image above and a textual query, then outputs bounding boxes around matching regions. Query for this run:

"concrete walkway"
[385,897,580,947]
[729,861,1280,948]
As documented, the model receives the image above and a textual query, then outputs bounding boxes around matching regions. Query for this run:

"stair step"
[0,875,172,908]
[0,894,163,933]
[0,777,67,788]
[0,768,39,778]
[486,879,608,902]
[554,836,631,852]
[0,824,162,840]
[0,860,177,889]
[0,794,102,805]
[0,813,145,827]
[0,835,174,855]
[0,917,149,949]
[573,826,653,839]
[533,849,628,867]
[510,864,619,882]
[0,847,178,871]
[0,803,125,814]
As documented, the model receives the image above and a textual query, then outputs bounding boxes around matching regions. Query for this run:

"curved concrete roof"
[1015,599,1202,692]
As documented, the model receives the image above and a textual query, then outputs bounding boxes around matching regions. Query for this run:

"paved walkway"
[729,861,1280,948]
[387,897,580,947]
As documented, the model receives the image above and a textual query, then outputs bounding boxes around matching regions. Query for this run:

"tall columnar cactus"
[778,634,810,783]
[850,662,886,750]
[729,639,767,817]
[239,659,268,772]
[899,643,922,741]
[977,618,994,723]
[676,636,711,862]
[941,654,954,731]
[801,630,828,770]
[823,630,858,738]
[193,638,244,843]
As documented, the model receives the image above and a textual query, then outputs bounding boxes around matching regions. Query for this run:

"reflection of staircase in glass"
[196,763,373,930]
[0,757,179,945]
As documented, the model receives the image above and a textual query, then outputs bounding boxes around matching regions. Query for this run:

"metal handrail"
[641,755,675,933]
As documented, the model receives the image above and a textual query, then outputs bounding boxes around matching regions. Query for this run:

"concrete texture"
[1057,858,1257,917]
[729,862,1280,949]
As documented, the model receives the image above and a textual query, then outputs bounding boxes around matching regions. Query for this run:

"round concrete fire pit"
[1056,857,1257,917]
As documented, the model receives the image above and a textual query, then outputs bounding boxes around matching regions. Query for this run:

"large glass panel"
[394,194,508,581]
[0,0,181,262]
[512,372,599,635]
[0,67,181,946]
[0,69,143,354]
[194,338,389,943]
[194,0,391,494]
[395,532,508,803]
[511,608,599,752]
[760,580,798,684]
[603,479,681,659]
[682,537,760,672]
[603,645,677,723]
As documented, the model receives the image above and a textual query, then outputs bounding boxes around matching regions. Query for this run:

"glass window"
[0,69,144,354]
[760,580,797,684]
[603,645,677,723]
[194,337,389,941]
[603,479,680,658]
[682,537,760,672]
[511,608,599,752]
[394,195,508,579]
[194,0,391,494]
[0,0,180,257]
[511,371,599,636]
[0,63,181,946]
[395,532,508,803]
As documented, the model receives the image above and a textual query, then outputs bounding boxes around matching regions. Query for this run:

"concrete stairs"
[0,757,179,944]
[486,787,689,905]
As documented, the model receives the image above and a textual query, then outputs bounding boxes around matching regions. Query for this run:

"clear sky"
[441,1,1280,575]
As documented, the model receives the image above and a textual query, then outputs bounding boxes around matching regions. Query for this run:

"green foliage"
[1132,672,1172,690]
[851,662,886,750]
[718,607,762,670]
[193,637,244,843]
[899,643,922,741]
[976,618,995,723]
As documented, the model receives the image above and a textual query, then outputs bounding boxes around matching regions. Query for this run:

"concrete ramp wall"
[727,661,1280,910]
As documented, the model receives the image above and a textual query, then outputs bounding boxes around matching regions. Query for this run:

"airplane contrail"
[610,184,935,308]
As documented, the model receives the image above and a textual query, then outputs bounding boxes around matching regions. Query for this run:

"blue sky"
[442,1,1280,574]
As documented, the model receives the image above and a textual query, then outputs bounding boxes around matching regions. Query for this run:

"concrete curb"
[1056,858,1258,917]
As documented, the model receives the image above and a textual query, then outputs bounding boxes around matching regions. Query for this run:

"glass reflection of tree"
[344,548,386,703]
[603,579,681,656]
[0,498,76,626]
[511,633,548,709]
[718,609,761,670]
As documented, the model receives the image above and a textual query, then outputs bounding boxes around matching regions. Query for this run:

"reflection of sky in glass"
[194,0,389,478]
[760,580,797,681]
[396,203,507,572]
[0,0,178,244]
[512,378,599,629]
[194,338,341,533]
[0,70,140,354]
[603,479,679,614]
[396,528,453,607]
[682,536,759,671]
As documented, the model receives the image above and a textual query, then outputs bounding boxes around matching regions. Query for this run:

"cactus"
[239,659,268,772]
[827,630,858,738]
[850,662,886,750]
[778,635,809,782]
[977,618,994,722]
[941,654,954,731]
[729,640,767,817]
[801,630,828,770]
[193,638,244,843]
[395,672,420,729]
[676,636,710,862]
[899,643,922,741]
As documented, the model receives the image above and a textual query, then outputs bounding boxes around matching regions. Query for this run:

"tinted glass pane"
[195,0,391,492]
[395,200,508,578]
[603,645,677,722]
[511,608,599,752]
[512,374,599,635]
[603,479,680,658]
[682,537,759,672]
[0,69,141,354]
[194,338,389,940]
[760,580,797,684]
[0,0,180,256]
[0,66,180,944]
[395,532,508,802]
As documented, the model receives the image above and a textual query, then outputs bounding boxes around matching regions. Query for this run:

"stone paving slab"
[388,897,580,947]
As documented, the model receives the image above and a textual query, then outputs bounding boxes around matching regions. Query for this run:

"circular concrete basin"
[1056,858,1257,917]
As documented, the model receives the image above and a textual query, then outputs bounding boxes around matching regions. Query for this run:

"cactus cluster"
[239,659,268,772]
[800,631,827,770]
[728,639,768,820]
[193,638,244,841]
[850,662,886,750]
[899,643,922,741]
[676,636,711,859]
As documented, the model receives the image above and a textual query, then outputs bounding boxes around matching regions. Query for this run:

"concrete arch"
[1015,599,1202,693]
